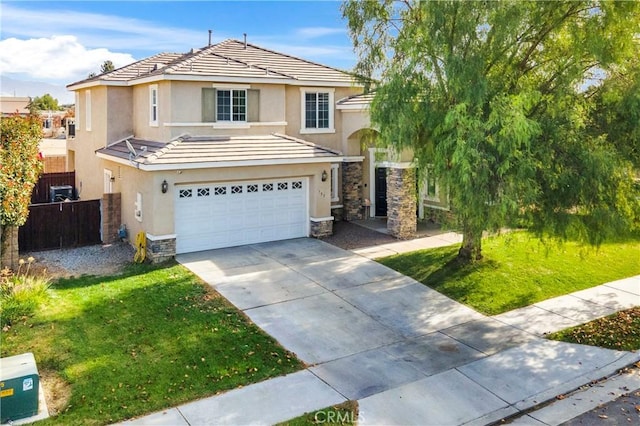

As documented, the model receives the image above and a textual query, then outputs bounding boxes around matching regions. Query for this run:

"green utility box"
[0,353,40,424]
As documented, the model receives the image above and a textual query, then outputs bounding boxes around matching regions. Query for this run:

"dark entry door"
[375,167,387,216]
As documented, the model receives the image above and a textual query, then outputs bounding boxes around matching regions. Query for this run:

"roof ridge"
[273,133,342,156]
[224,39,353,77]
[67,52,182,87]
[145,137,184,163]
[207,52,295,79]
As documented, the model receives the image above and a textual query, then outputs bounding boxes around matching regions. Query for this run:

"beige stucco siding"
[107,86,133,142]
[111,162,332,238]
[284,86,361,153]
[71,87,108,201]
[130,81,292,140]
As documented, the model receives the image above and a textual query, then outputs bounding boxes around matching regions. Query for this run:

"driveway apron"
[176,239,639,425]
[178,238,484,391]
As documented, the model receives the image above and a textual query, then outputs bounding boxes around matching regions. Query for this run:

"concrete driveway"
[175,238,639,425]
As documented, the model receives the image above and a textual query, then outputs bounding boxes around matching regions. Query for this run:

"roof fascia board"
[337,104,370,111]
[67,80,128,91]
[97,152,343,171]
[128,73,360,87]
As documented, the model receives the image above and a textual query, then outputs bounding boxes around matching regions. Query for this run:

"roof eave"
[127,73,362,87]
[96,151,342,171]
[67,80,129,91]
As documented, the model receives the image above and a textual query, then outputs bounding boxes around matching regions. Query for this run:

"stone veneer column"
[101,193,121,244]
[387,167,417,239]
[310,218,333,238]
[342,161,363,221]
[145,234,176,263]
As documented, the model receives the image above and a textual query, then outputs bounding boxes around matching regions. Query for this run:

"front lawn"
[379,231,640,315]
[1,262,303,425]
[548,307,640,351]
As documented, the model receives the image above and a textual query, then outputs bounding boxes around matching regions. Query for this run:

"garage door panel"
[176,178,308,254]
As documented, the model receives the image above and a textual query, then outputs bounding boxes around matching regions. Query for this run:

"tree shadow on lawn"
[27,265,302,424]
[381,246,539,315]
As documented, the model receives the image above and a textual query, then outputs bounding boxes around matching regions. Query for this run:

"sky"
[0,0,356,103]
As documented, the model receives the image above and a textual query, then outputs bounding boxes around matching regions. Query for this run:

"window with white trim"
[425,166,440,201]
[85,90,91,131]
[300,88,334,133]
[149,85,158,126]
[217,89,246,122]
[330,164,340,202]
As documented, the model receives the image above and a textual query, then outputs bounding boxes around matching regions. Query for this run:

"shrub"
[0,257,50,327]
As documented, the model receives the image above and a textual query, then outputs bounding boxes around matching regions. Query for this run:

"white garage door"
[175,178,308,253]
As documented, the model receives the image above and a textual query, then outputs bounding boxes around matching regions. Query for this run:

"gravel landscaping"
[319,220,398,250]
[24,220,439,276]
[25,242,135,278]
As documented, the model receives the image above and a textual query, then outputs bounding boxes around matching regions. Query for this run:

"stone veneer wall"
[310,219,333,238]
[342,162,363,221]
[102,193,121,244]
[331,207,344,222]
[387,167,417,239]
[146,235,176,263]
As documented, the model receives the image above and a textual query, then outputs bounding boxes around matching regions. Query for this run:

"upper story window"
[202,86,259,124]
[149,85,158,126]
[300,88,334,134]
[85,90,92,131]
[217,89,246,122]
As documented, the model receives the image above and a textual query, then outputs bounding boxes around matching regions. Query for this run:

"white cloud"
[0,36,136,82]
[295,27,347,39]
[0,4,206,52]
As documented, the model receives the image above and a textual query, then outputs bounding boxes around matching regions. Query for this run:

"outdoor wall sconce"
[161,180,168,194]
[321,170,328,182]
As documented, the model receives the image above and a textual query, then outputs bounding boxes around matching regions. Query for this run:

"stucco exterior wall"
[131,81,296,140]
[284,86,361,153]
[340,110,372,155]
[107,86,133,142]
[72,87,109,201]
[111,162,332,239]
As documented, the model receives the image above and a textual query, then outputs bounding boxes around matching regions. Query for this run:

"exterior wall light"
[161,180,168,194]
[321,170,328,182]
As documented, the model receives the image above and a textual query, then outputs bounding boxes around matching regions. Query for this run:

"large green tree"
[588,57,640,169]
[0,115,43,267]
[29,93,62,112]
[343,0,640,262]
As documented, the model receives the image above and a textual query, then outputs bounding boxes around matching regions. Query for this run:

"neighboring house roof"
[96,133,342,171]
[1,96,31,115]
[68,39,356,89]
[336,93,374,110]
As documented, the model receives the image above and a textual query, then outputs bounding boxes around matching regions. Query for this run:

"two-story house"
[66,39,445,261]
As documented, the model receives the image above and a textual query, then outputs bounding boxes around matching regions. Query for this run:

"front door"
[375,167,387,216]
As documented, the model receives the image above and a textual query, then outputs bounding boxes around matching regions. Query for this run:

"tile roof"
[68,39,356,88]
[96,133,341,170]
[336,93,374,109]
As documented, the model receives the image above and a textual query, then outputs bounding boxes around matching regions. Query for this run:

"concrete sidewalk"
[121,238,639,426]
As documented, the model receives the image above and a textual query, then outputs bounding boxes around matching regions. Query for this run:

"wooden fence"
[19,200,101,252]
[31,171,75,204]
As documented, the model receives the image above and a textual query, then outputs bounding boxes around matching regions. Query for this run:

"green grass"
[0,262,303,425]
[276,401,359,426]
[548,307,640,351]
[379,231,640,315]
